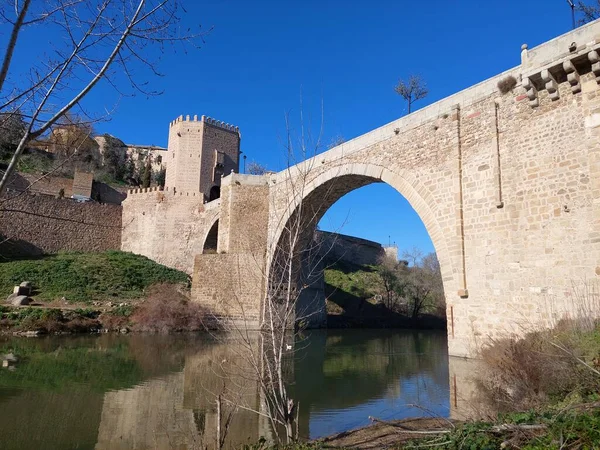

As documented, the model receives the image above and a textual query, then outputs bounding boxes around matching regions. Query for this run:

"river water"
[0,329,468,450]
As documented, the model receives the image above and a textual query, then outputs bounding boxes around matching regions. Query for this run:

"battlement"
[169,114,240,134]
[126,186,225,205]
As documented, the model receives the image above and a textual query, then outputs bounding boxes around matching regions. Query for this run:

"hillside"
[0,251,189,303]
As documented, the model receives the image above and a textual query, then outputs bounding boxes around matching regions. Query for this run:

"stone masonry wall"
[316,230,385,266]
[121,187,219,274]
[164,115,240,202]
[266,20,600,357]
[200,122,240,199]
[0,193,121,257]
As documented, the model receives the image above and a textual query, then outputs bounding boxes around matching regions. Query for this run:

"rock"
[119,328,129,334]
[19,281,32,288]
[2,353,17,368]
[12,285,31,296]
[3,353,17,363]
[23,331,41,337]
[5,293,18,303]
[11,295,31,306]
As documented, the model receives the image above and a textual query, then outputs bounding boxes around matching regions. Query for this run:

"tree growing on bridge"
[0,0,207,196]
[577,0,600,23]
[394,75,428,114]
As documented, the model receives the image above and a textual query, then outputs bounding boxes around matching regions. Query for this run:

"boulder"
[2,353,17,363]
[12,285,31,296]
[11,295,31,306]
[19,281,32,288]
[5,293,18,303]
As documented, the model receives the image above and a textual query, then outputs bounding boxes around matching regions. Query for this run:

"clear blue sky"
[15,0,579,255]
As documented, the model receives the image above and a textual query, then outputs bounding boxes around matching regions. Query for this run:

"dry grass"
[128,283,207,332]
[478,318,600,412]
[497,75,517,94]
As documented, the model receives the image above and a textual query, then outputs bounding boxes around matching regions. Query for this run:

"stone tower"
[164,114,241,201]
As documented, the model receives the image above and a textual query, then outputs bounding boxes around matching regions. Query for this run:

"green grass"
[402,409,600,450]
[324,261,379,306]
[0,251,190,303]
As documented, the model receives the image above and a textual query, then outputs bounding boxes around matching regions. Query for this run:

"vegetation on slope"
[0,251,190,303]
[323,257,446,328]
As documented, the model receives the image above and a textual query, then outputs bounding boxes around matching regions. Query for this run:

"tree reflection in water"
[0,329,460,450]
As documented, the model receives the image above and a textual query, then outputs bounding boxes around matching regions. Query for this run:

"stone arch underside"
[202,217,219,254]
[267,162,457,328]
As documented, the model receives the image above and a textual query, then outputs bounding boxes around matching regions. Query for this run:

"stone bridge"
[123,20,600,357]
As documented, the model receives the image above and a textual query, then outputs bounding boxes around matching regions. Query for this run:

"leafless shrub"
[497,76,517,94]
[478,291,600,413]
[130,284,207,333]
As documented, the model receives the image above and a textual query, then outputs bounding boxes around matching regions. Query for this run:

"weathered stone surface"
[14,284,31,296]
[0,193,122,258]
[11,295,31,306]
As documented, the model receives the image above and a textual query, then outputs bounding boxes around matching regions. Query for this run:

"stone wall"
[0,193,121,257]
[316,230,385,266]
[6,172,127,205]
[121,187,220,274]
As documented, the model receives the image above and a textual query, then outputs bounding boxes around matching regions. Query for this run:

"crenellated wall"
[121,186,219,274]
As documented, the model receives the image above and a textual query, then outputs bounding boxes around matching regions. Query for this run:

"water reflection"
[0,330,468,450]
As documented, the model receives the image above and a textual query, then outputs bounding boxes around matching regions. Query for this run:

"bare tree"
[0,0,206,196]
[577,0,600,23]
[327,134,345,149]
[202,107,344,445]
[394,75,428,114]
[246,161,269,175]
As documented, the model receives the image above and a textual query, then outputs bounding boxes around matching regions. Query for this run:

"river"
[0,329,479,449]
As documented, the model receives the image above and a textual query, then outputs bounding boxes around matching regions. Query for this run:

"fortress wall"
[315,230,385,266]
[0,193,122,257]
[121,187,219,274]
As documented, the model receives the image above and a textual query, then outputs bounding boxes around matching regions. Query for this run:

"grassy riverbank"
[0,251,189,303]
[0,252,203,334]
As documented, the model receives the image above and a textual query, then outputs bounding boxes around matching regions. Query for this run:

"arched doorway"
[209,185,220,201]
[203,219,219,254]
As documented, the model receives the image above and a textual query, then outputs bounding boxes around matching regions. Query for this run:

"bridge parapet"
[275,19,600,184]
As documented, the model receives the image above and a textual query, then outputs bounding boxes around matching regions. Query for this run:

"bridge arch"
[267,162,458,321]
[201,213,220,254]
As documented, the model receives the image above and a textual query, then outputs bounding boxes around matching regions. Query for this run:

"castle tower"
[165,114,241,201]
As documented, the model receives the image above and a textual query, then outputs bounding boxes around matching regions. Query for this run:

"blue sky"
[12,0,579,255]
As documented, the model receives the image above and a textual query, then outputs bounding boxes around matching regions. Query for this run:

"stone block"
[11,295,31,306]
[12,285,31,296]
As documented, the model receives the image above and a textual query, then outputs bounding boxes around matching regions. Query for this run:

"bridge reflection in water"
[95,330,480,449]
[0,330,487,450]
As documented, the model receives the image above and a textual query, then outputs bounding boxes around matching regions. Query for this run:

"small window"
[209,185,220,201]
